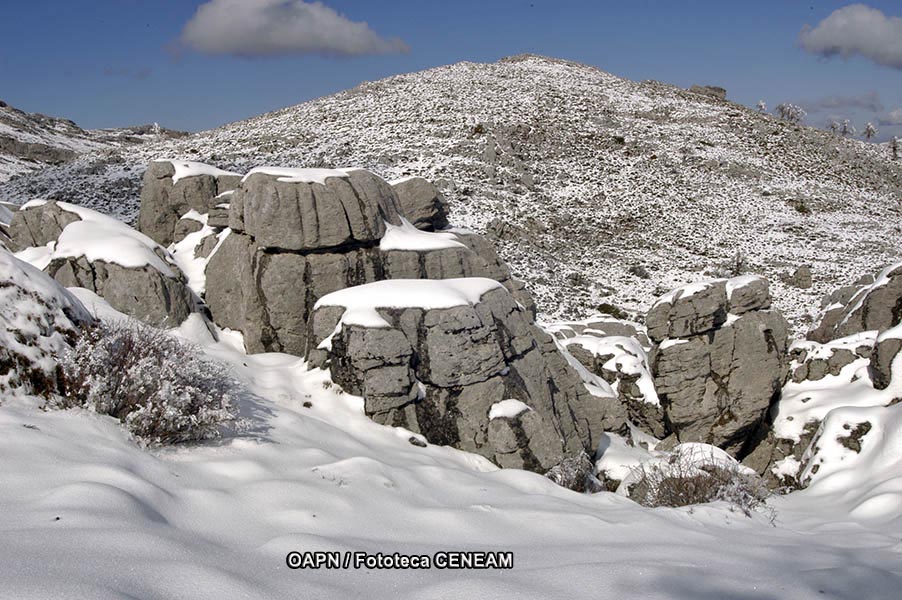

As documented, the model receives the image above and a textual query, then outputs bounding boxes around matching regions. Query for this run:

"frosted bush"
[626,445,770,517]
[55,320,241,444]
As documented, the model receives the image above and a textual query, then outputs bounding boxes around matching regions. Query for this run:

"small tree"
[775,103,805,123]
[830,121,840,134]
[841,120,856,137]
[863,122,877,141]
[756,100,767,113]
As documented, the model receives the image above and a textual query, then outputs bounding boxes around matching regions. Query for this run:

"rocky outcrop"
[688,85,727,101]
[234,168,402,251]
[0,249,92,398]
[562,335,665,438]
[305,278,611,472]
[647,275,789,456]
[138,160,241,246]
[809,262,902,343]
[8,200,197,327]
[205,166,538,354]
[389,176,449,231]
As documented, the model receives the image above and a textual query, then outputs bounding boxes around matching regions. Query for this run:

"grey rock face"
[47,256,195,328]
[648,276,788,456]
[233,169,403,251]
[138,160,239,246]
[306,284,613,473]
[390,177,449,231]
[809,262,902,343]
[8,201,79,251]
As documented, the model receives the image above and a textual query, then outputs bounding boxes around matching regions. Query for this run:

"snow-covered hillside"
[1,55,900,333]
[0,98,185,182]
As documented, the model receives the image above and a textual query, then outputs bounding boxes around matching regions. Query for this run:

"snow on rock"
[0,248,91,397]
[378,218,464,251]
[314,277,503,329]
[562,334,663,438]
[809,261,902,343]
[162,160,241,184]
[138,160,242,246]
[240,166,349,185]
[488,399,531,420]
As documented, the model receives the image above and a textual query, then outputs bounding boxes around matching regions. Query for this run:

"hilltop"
[2,55,899,331]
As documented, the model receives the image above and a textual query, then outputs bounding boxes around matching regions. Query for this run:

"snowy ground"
[2,298,901,599]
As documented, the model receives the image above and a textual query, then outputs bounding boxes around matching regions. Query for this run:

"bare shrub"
[626,446,770,517]
[54,320,241,444]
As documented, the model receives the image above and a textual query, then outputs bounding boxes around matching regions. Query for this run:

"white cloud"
[180,0,409,58]
[799,4,902,69]
[879,108,902,126]
[802,91,883,113]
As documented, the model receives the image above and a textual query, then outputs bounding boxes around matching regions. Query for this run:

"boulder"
[138,160,241,246]
[305,279,615,472]
[0,249,92,398]
[8,200,80,251]
[648,276,788,456]
[9,200,197,328]
[647,275,771,343]
[390,176,449,231]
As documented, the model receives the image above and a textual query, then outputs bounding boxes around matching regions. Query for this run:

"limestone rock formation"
[389,176,449,231]
[205,166,537,354]
[8,200,196,327]
[138,160,241,246]
[562,335,665,439]
[809,262,902,343]
[305,278,608,472]
[647,276,789,456]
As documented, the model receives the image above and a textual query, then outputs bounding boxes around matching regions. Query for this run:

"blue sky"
[1,1,900,140]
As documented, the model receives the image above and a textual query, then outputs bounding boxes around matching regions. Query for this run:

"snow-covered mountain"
[0,98,185,183]
[2,55,899,332]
